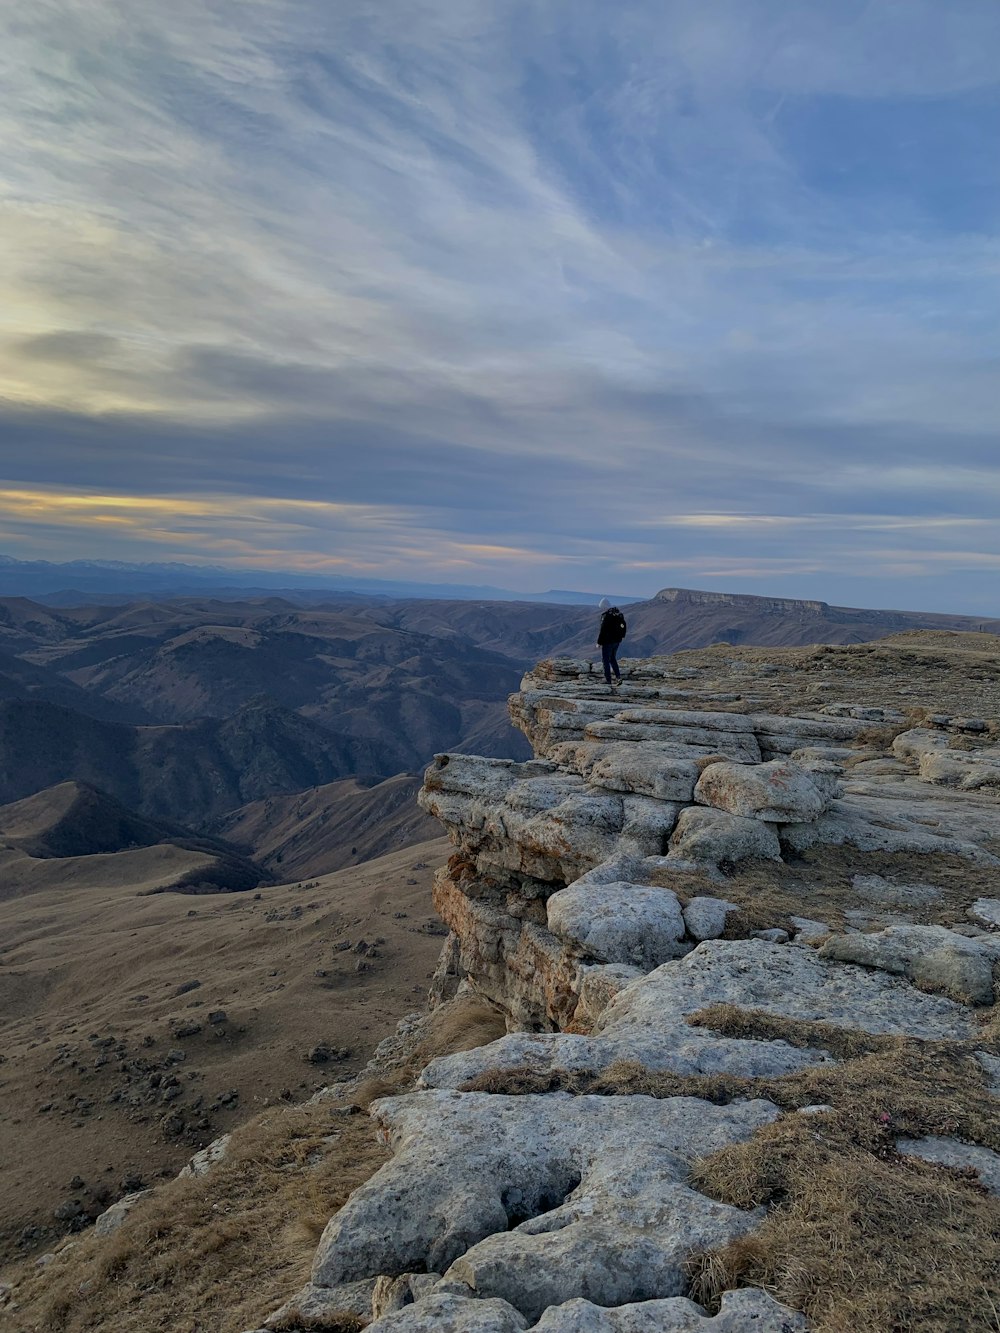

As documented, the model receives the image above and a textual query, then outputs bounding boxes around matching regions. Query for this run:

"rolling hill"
[0,782,264,902]
[213,773,440,880]
[0,697,382,827]
[0,586,998,839]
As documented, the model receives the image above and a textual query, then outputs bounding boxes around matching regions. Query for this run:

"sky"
[2,0,1000,611]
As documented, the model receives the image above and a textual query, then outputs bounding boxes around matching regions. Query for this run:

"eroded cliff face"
[246,646,1000,1333]
[418,658,1000,1033]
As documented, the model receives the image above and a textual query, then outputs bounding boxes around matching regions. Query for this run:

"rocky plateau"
[230,634,1000,1331]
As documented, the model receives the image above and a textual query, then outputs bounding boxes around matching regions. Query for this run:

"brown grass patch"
[8,1101,392,1333]
[266,1314,364,1333]
[648,843,998,935]
[688,1119,1000,1333]
[852,710,928,751]
[8,993,506,1333]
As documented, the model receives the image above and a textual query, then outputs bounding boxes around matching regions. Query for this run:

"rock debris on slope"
[250,652,1000,1332]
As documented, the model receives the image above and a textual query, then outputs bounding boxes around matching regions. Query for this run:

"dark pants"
[601,641,621,683]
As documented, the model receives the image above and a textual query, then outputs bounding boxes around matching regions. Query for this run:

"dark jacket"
[597,607,627,646]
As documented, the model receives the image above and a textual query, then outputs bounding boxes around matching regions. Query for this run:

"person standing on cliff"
[596,597,627,688]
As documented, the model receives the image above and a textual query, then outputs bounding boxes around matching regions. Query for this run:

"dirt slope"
[0,835,451,1262]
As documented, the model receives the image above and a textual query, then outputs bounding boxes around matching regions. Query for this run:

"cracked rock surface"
[312,1091,778,1317]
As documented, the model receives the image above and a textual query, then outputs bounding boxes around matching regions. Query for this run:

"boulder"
[92,1189,152,1238]
[694,760,834,823]
[891,729,951,763]
[970,899,1000,930]
[547,882,688,969]
[372,1273,443,1319]
[178,1133,231,1179]
[820,925,1000,1006]
[669,806,781,866]
[620,796,682,857]
[682,897,739,942]
[753,928,790,944]
[572,964,644,1026]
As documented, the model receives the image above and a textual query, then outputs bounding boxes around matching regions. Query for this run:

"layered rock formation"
[248,653,1000,1331]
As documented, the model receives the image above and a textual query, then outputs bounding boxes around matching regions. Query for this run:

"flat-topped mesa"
[418,657,1000,1031]
[655,587,830,616]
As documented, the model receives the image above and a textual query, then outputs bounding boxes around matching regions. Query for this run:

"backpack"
[602,608,627,641]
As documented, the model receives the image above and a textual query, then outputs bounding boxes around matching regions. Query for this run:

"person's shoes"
[612,676,622,688]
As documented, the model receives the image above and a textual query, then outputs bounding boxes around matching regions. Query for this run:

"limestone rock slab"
[421,940,975,1090]
[421,755,630,883]
[669,806,782,866]
[549,741,702,802]
[694,760,834,823]
[367,1292,527,1330]
[682,896,739,942]
[780,796,999,864]
[896,1136,1000,1195]
[532,1288,810,1331]
[583,719,760,762]
[312,1091,778,1317]
[442,1177,759,1322]
[547,881,689,969]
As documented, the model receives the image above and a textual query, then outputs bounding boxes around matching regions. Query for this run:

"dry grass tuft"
[852,709,928,751]
[266,1313,364,1332]
[687,1116,1000,1333]
[9,1101,391,1333]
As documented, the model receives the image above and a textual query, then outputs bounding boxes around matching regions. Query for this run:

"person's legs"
[601,642,614,684]
[609,642,621,682]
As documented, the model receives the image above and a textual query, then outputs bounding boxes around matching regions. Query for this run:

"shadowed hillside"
[1,588,998,835]
[214,773,440,880]
[0,697,380,827]
[0,782,265,902]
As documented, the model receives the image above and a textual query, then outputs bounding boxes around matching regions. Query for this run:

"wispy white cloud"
[0,1,998,607]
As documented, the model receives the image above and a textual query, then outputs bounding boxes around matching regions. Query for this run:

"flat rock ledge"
[359,1288,809,1331]
[256,659,1000,1331]
[312,1091,778,1322]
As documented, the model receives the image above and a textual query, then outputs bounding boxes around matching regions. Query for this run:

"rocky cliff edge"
[251,647,1000,1331]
